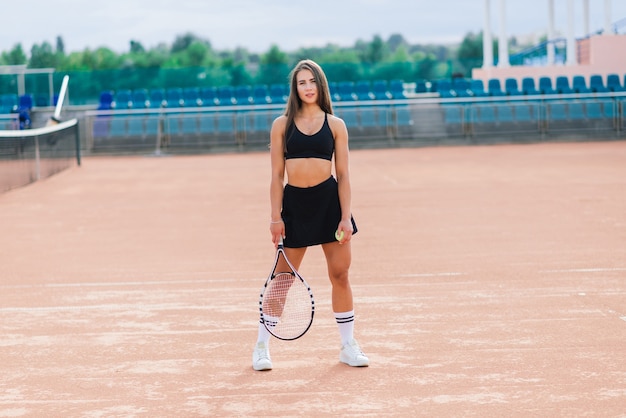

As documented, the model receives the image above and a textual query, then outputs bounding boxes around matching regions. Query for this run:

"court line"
[397,272,466,278]
[0,277,255,290]
[540,267,626,273]
[0,302,245,313]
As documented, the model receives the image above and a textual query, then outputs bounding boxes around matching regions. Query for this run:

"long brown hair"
[283,60,334,150]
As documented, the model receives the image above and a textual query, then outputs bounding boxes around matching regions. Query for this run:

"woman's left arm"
[330,116,354,240]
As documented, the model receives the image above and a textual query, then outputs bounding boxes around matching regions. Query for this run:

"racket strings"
[262,271,313,340]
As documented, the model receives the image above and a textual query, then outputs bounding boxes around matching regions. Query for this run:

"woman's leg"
[321,241,353,313]
[322,241,368,366]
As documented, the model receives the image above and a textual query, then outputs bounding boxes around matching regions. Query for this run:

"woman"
[252,59,369,371]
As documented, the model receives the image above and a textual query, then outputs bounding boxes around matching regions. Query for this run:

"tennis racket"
[258,237,314,340]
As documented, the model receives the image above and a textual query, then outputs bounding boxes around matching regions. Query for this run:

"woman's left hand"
[335,219,353,244]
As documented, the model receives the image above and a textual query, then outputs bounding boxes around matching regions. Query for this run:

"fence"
[78,93,625,155]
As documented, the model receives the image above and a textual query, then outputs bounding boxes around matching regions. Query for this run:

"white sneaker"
[252,342,272,371]
[339,338,369,367]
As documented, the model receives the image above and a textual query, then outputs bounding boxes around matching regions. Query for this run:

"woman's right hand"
[270,220,284,247]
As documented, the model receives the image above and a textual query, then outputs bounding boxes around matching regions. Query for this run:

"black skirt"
[281,176,358,248]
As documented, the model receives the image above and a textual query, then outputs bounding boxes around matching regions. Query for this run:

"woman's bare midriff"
[285,158,333,187]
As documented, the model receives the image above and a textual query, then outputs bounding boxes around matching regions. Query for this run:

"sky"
[2,0,626,55]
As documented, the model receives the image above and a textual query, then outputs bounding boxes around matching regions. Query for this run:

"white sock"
[257,314,277,345]
[334,310,355,346]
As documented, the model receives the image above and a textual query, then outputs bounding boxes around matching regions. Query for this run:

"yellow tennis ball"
[335,230,344,241]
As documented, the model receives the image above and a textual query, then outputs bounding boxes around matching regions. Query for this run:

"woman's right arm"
[269,116,286,246]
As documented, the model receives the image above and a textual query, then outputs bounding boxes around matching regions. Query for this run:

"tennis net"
[0,118,80,193]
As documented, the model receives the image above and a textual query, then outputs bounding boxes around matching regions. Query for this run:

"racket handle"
[278,236,284,249]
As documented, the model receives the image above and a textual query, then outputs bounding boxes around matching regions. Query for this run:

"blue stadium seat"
[149,89,166,108]
[98,91,114,110]
[235,85,253,105]
[1,94,18,113]
[183,88,201,107]
[200,87,218,107]
[469,80,487,97]
[389,80,405,99]
[452,78,471,97]
[521,77,540,96]
[436,79,455,98]
[35,94,49,107]
[269,84,287,104]
[589,75,609,93]
[355,80,374,101]
[487,79,505,96]
[539,77,557,95]
[217,87,236,106]
[166,88,184,107]
[504,78,522,96]
[415,81,428,94]
[372,80,390,100]
[17,94,33,129]
[337,81,357,101]
[252,85,270,105]
[572,76,591,94]
[329,82,339,101]
[17,94,32,109]
[0,97,9,114]
[555,76,574,95]
[606,74,623,92]
[132,89,149,109]
[114,89,132,109]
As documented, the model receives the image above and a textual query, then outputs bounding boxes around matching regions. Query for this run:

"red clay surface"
[1,141,625,417]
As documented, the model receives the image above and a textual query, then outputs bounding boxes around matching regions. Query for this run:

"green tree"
[257,45,289,85]
[186,41,209,67]
[458,32,482,61]
[2,44,27,65]
[413,52,438,80]
[30,42,57,68]
[130,40,145,54]
[361,35,387,64]
[171,32,208,53]
[387,34,408,52]
[56,36,65,55]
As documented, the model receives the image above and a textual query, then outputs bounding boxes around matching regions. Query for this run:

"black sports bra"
[284,113,334,161]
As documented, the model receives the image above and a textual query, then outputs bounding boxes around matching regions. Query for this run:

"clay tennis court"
[1,141,625,416]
